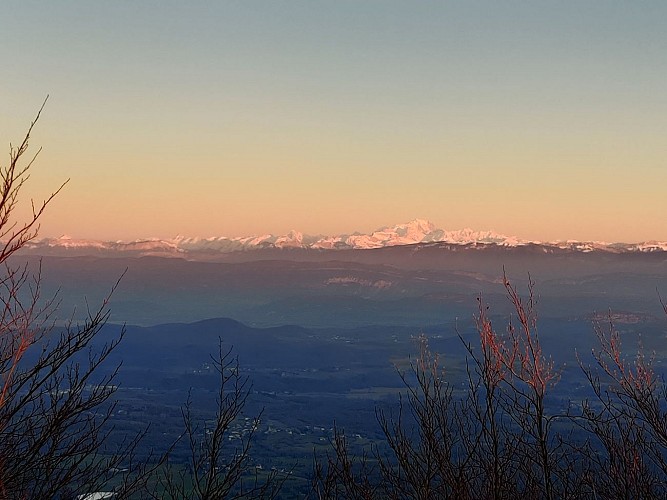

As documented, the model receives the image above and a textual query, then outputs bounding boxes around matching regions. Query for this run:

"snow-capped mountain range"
[23,219,667,257]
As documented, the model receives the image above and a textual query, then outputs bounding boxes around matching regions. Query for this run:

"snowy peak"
[391,219,437,237]
[343,219,516,250]
[347,219,443,249]
[21,220,667,258]
[274,230,304,248]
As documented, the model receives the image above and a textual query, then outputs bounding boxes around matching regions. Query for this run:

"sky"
[1,1,665,243]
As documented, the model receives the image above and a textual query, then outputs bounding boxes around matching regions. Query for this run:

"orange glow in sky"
[2,2,666,243]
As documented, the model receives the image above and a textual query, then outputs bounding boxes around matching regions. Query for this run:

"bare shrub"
[576,314,667,498]
[313,275,667,499]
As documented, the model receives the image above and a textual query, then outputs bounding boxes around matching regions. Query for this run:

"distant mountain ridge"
[22,219,667,258]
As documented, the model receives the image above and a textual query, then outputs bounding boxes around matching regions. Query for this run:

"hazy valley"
[16,236,667,495]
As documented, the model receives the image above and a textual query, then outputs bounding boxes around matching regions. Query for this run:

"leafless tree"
[149,343,283,499]
[312,275,667,499]
[0,103,286,499]
[0,102,157,499]
[0,102,286,499]
[575,312,667,498]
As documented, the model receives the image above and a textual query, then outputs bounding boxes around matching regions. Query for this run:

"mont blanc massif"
[23,219,667,259]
